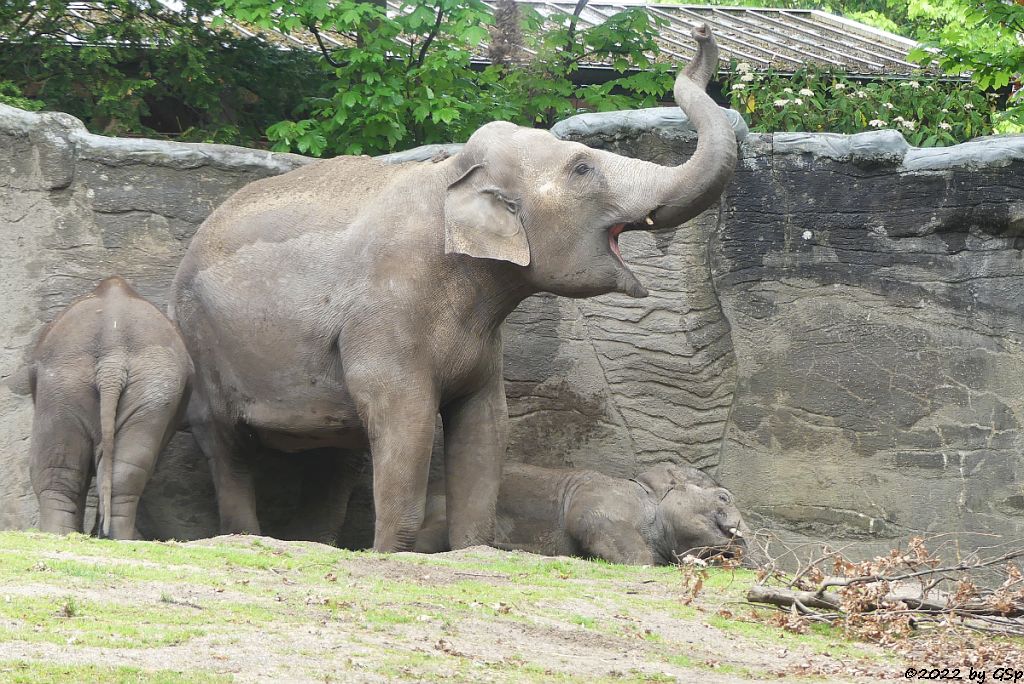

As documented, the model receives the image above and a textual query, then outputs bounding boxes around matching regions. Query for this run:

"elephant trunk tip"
[682,24,720,91]
[642,25,737,232]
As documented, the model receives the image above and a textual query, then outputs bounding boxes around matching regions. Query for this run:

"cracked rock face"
[1,103,1022,563]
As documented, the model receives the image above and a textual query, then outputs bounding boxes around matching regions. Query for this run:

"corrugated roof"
[516,2,923,76]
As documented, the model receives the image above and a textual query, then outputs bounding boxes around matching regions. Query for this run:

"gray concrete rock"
[2,101,1022,564]
[713,129,1024,558]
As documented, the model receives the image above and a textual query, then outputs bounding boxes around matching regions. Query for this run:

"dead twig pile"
[746,536,1024,643]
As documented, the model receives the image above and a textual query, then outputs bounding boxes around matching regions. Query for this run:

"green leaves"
[0,81,44,111]
[0,0,322,144]
[215,0,679,156]
[906,0,1023,131]
[722,63,996,146]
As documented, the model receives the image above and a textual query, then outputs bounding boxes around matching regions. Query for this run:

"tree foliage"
[1,0,1019,151]
[216,0,676,156]
[0,0,319,143]
[905,0,1024,130]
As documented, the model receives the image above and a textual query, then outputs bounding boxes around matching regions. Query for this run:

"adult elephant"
[169,25,737,553]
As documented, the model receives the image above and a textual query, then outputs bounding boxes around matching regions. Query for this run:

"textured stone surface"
[712,131,1024,557]
[2,102,1022,562]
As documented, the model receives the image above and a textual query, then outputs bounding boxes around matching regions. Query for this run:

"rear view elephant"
[28,276,193,539]
[169,26,737,552]
[416,462,752,566]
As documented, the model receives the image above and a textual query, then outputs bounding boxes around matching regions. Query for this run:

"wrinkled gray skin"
[28,277,193,540]
[168,26,737,553]
[416,462,752,566]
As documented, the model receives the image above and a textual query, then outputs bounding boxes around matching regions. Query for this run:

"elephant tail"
[96,359,126,538]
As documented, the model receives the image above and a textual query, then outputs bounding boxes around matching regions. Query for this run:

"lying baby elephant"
[416,462,752,565]
[28,276,193,539]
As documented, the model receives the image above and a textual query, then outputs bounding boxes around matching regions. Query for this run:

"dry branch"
[743,533,1024,641]
[747,585,1024,618]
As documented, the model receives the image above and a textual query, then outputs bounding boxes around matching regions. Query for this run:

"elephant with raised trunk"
[169,25,738,552]
[415,462,753,566]
[28,276,193,539]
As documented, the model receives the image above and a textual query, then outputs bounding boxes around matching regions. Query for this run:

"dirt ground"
[0,532,964,682]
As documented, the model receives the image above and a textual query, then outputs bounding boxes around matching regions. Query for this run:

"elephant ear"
[636,463,716,500]
[444,163,530,266]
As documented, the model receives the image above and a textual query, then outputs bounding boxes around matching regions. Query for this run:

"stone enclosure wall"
[1,102,1022,560]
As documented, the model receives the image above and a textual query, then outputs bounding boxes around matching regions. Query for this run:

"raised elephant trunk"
[626,24,738,232]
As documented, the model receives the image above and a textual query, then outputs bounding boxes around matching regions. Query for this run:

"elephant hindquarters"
[98,367,189,540]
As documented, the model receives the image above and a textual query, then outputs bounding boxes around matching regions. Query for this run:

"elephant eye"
[718,492,731,505]
[573,162,593,176]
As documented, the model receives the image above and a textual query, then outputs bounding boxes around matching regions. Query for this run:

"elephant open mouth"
[608,223,646,298]
[608,223,626,261]
[607,219,657,298]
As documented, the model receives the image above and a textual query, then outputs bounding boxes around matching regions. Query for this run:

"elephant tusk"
[645,215,655,226]
[729,527,743,538]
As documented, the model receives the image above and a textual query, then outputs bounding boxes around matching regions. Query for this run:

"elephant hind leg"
[100,408,179,540]
[30,415,92,536]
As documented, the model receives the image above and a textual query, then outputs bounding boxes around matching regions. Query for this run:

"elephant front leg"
[189,401,260,536]
[358,390,438,553]
[441,372,508,550]
[567,510,656,565]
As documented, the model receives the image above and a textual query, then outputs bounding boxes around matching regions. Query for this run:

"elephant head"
[443,24,737,298]
[636,463,754,565]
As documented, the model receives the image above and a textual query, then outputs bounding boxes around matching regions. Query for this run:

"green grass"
[0,531,900,682]
[703,612,882,660]
[570,614,597,629]
[0,660,230,683]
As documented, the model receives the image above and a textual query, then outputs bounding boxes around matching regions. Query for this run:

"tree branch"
[560,0,588,70]
[308,23,345,68]
[748,585,1024,619]
[414,1,445,69]
[814,548,1024,595]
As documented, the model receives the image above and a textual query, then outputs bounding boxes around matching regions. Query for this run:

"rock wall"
[713,132,1024,557]
[2,102,1022,560]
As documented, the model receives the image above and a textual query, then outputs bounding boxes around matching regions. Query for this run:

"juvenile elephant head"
[636,464,753,565]
[443,25,737,298]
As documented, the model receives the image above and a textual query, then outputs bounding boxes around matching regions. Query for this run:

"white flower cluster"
[855,90,868,99]
[741,72,756,82]
[731,83,746,91]
[892,116,916,130]
[833,82,847,91]
[868,119,887,127]
[939,121,953,130]
[798,88,814,97]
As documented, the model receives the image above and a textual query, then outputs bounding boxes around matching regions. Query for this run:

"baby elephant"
[417,462,752,566]
[28,276,193,539]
